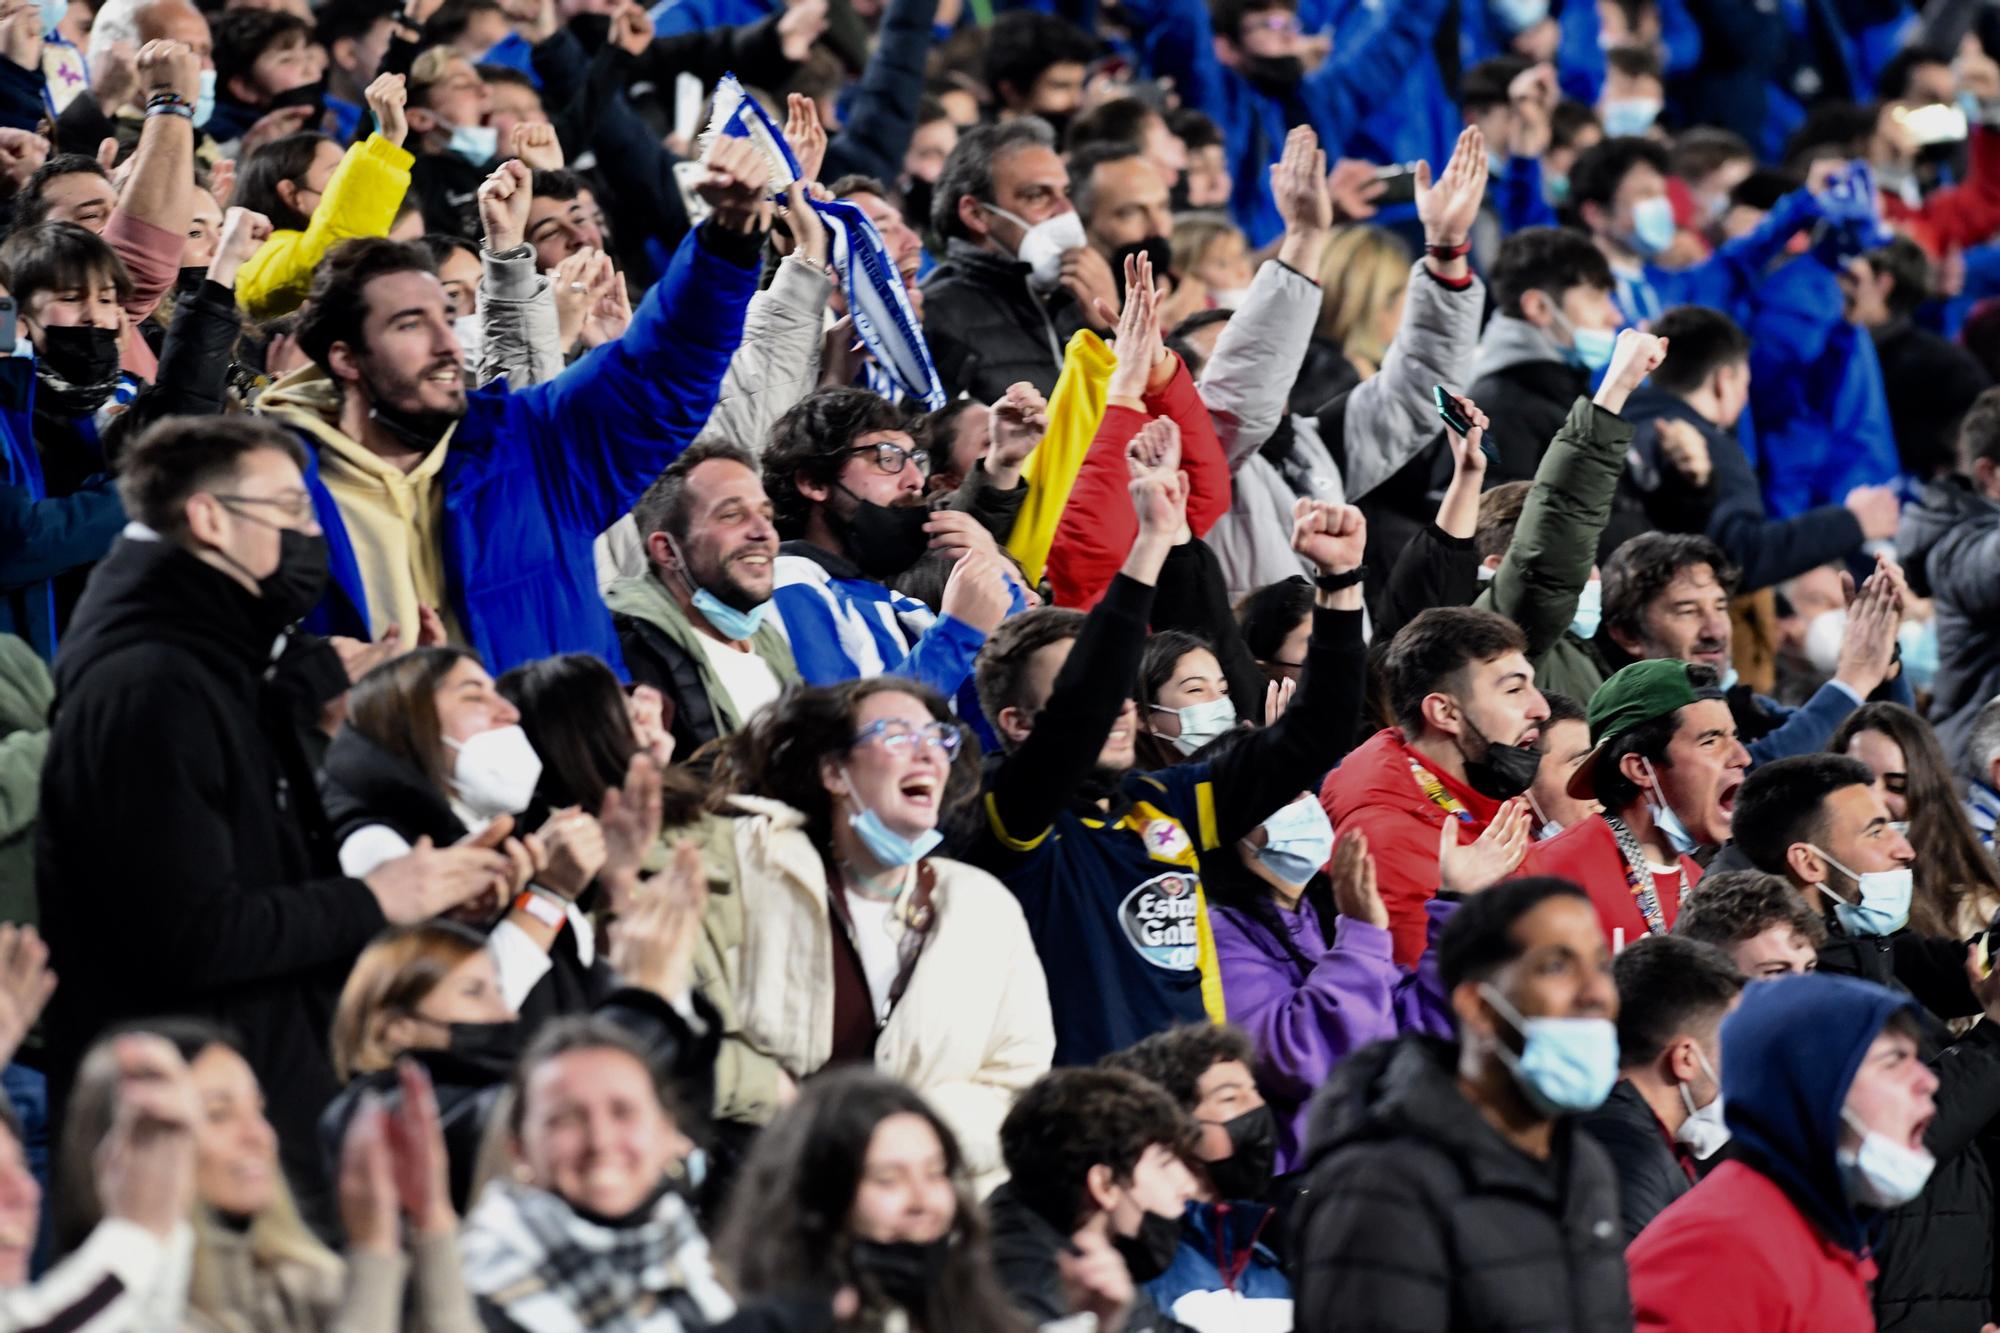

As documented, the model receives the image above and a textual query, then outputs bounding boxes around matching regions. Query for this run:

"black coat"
[983,1183,1191,1332]
[36,536,387,1207]
[920,240,1084,401]
[1465,357,1589,486]
[318,726,616,1030]
[1577,1077,1694,1244]
[1816,922,2000,1331]
[1292,1034,1631,1333]
[410,149,495,241]
[1874,317,1990,480]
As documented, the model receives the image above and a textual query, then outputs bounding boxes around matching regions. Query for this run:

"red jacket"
[1521,816,1702,948]
[1629,1161,1877,1333]
[1882,127,2000,257]
[1045,353,1231,609]
[1320,729,1507,966]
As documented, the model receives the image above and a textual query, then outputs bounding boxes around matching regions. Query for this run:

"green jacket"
[1476,395,1624,705]
[603,571,801,751]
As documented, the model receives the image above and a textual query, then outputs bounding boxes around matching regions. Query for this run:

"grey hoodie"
[1898,474,2000,764]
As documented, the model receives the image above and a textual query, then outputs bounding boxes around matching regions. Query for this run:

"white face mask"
[986,202,1085,291]
[1210,286,1253,309]
[1838,1107,1935,1209]
[452,313,482,376]
[1674,1044,1730,1159]
[447,724,543,818]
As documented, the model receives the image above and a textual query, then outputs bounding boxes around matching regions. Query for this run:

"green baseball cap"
[1566,659,1726,799]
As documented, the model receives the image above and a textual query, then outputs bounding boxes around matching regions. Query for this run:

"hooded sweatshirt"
[1627,972,1917,1331]
[1465,314,1591,485]
[1898,474,2000,765]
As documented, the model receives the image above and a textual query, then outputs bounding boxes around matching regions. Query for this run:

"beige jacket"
[183,1221,478,1333]
[692,797,1055,1192]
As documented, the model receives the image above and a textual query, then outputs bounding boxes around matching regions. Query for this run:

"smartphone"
[1373,162,1423,207]
[1435,385,1499,464]
[1896,101,1968,146]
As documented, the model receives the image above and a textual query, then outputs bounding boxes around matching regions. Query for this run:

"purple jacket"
[1212,895,1458,1175]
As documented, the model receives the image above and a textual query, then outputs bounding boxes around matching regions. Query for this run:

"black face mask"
[268,78,326,123]
[368,400,460,451]
[901,177,935,235]
[850,1237,951,1314]
[1111,1207,1183,1283]
[566,10,611,49]
[442,1018,525,1074]
[254,527,330,630]
[1038,108,1073,142]
[837,486,931,579]
[176,265,210,296]
[1458,715,1542,802]
[1239,53,1305,92]
[1202,1105,1277,1202]
[35,324,123,415]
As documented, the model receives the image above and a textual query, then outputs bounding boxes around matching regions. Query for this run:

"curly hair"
[998,1068,1194,1232]
[1674,869,1828,950]
[1100,1023,1256,1112]
[762,388,918,539]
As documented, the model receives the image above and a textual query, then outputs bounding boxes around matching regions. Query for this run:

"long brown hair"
[1831,702,2000,936]
[345,646,479,797]
[329,920,489,1081]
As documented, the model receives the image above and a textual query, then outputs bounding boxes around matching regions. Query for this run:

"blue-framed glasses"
[850,718,962,758]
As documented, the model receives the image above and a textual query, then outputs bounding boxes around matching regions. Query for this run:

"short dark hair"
[1589,664,1722,810]
[828,173,893,202]
[234,132,332,233]
[476,62,536,92]
[1065,97,1161,154]
[1235,576,1313,663]
[1543,690,1587,727]
[1100,1024,1256,1111]
[1384,607,1528,735]
[1474,480,1531,562]
[1648,306,1750,395]
[530,167,587,203]
[632,439,759,546]
[1613,934,1743,1069]
[931,118,1057,241]
[762,387,914,539]
[1461,55,1532,116]
[116,415,309,540]
[294,236,439,372]
[1551,99,1600,150]
[419,232,479,269]
[1731,168,1799,213]
[213,8,312,97]
[424,0,502,45]
[0,220,132,308]
[1605,43,1663,82]
[1959,385,2000,471]
[1211,0,1297,43]
[316,0,400,48]
[1675,869,1828,950]
[508,1014,682,1139]
[1731,753,1876,878]
[983,10,1095,106]
[1670,126,1754,182]
[14,154,109,229]
[1863,235,1934,320]
[1489,226,1614,318]
[1569,136,1672,214]
[1780,102,1876,168]
[1437,876,1592,994]
[975,605,1086,735]
[1600,532,1738,650]
[1875,44,1952,101]
[998,1067,1191,1231]
[1070,140,1146,225]
[1167,107,1222,152]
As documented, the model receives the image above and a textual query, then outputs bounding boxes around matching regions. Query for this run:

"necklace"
[1605,815,1687,935]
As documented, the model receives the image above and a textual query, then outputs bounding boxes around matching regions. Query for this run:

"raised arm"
[820,0,939,184]
[107,40,200,315]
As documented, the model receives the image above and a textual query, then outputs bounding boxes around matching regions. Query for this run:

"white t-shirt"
[694,631,783,723]
[844,891,901,1020]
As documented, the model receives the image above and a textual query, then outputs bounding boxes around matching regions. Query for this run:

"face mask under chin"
[359,365,465,448]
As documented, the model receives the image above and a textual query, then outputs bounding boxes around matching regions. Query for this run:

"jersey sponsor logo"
[1142,817,1191,860]
[1119,870,1200,971]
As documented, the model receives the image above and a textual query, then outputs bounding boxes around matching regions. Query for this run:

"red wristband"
[513,890,566,930]
[1426,240,1472,260]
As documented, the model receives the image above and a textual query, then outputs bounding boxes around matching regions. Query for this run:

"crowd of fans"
[1,0,2000,1326]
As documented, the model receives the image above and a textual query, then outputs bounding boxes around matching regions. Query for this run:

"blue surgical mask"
[194,67,216,129]
[1638,756,1700,855]
[1600,97,1662,138]
[447,121,499,165]
[1570,578,1602,640]
[1810,846,1913,936]
[843,769,943,868]
[1628,194,1678,258]
[1153,695,1237,756]
[1547,301,1616,372]
[1719,666,1739,691]
[1489,0,1549,33]
[1487,150,1510,179]
[1838,1108,1935,1208]
[1255,795,1334,887]
[693,588,766,641]
[37,0,62,35]
[1545,172,1571,206]
[1480,983,1619,1114]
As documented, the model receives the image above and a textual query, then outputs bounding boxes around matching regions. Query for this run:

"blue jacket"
[1611,189,1825,329]
[1719,971,1918,1257]
[1124,0,1447,246]
[650,0,772,37]
[1457,0,1608,105]
[1734,677,1910,768]
[267,224,758,675]
[1747,257,1901,519]
[0,359,124,662]
[1316,0,1459,178]
[1146,1200,1291,1327]
[769,540,999,698]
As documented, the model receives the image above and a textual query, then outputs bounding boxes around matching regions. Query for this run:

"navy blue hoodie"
[1720,971,1921,1257]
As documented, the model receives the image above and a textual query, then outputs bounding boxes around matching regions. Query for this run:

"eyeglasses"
[211,491,317,523]
[848,440,931,477]
[1245,12,1300,33]
[850,718,963,758]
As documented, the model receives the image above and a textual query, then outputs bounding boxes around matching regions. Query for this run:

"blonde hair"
[408,46,458,107]
[1170,216,1242,282]
[330,921,489,1081]
[1314,225,1411,368]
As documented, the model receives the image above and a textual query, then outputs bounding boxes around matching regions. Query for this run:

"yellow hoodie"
[236,134,415,322]
[258,367,464,644]
[1004,330,1114,587]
